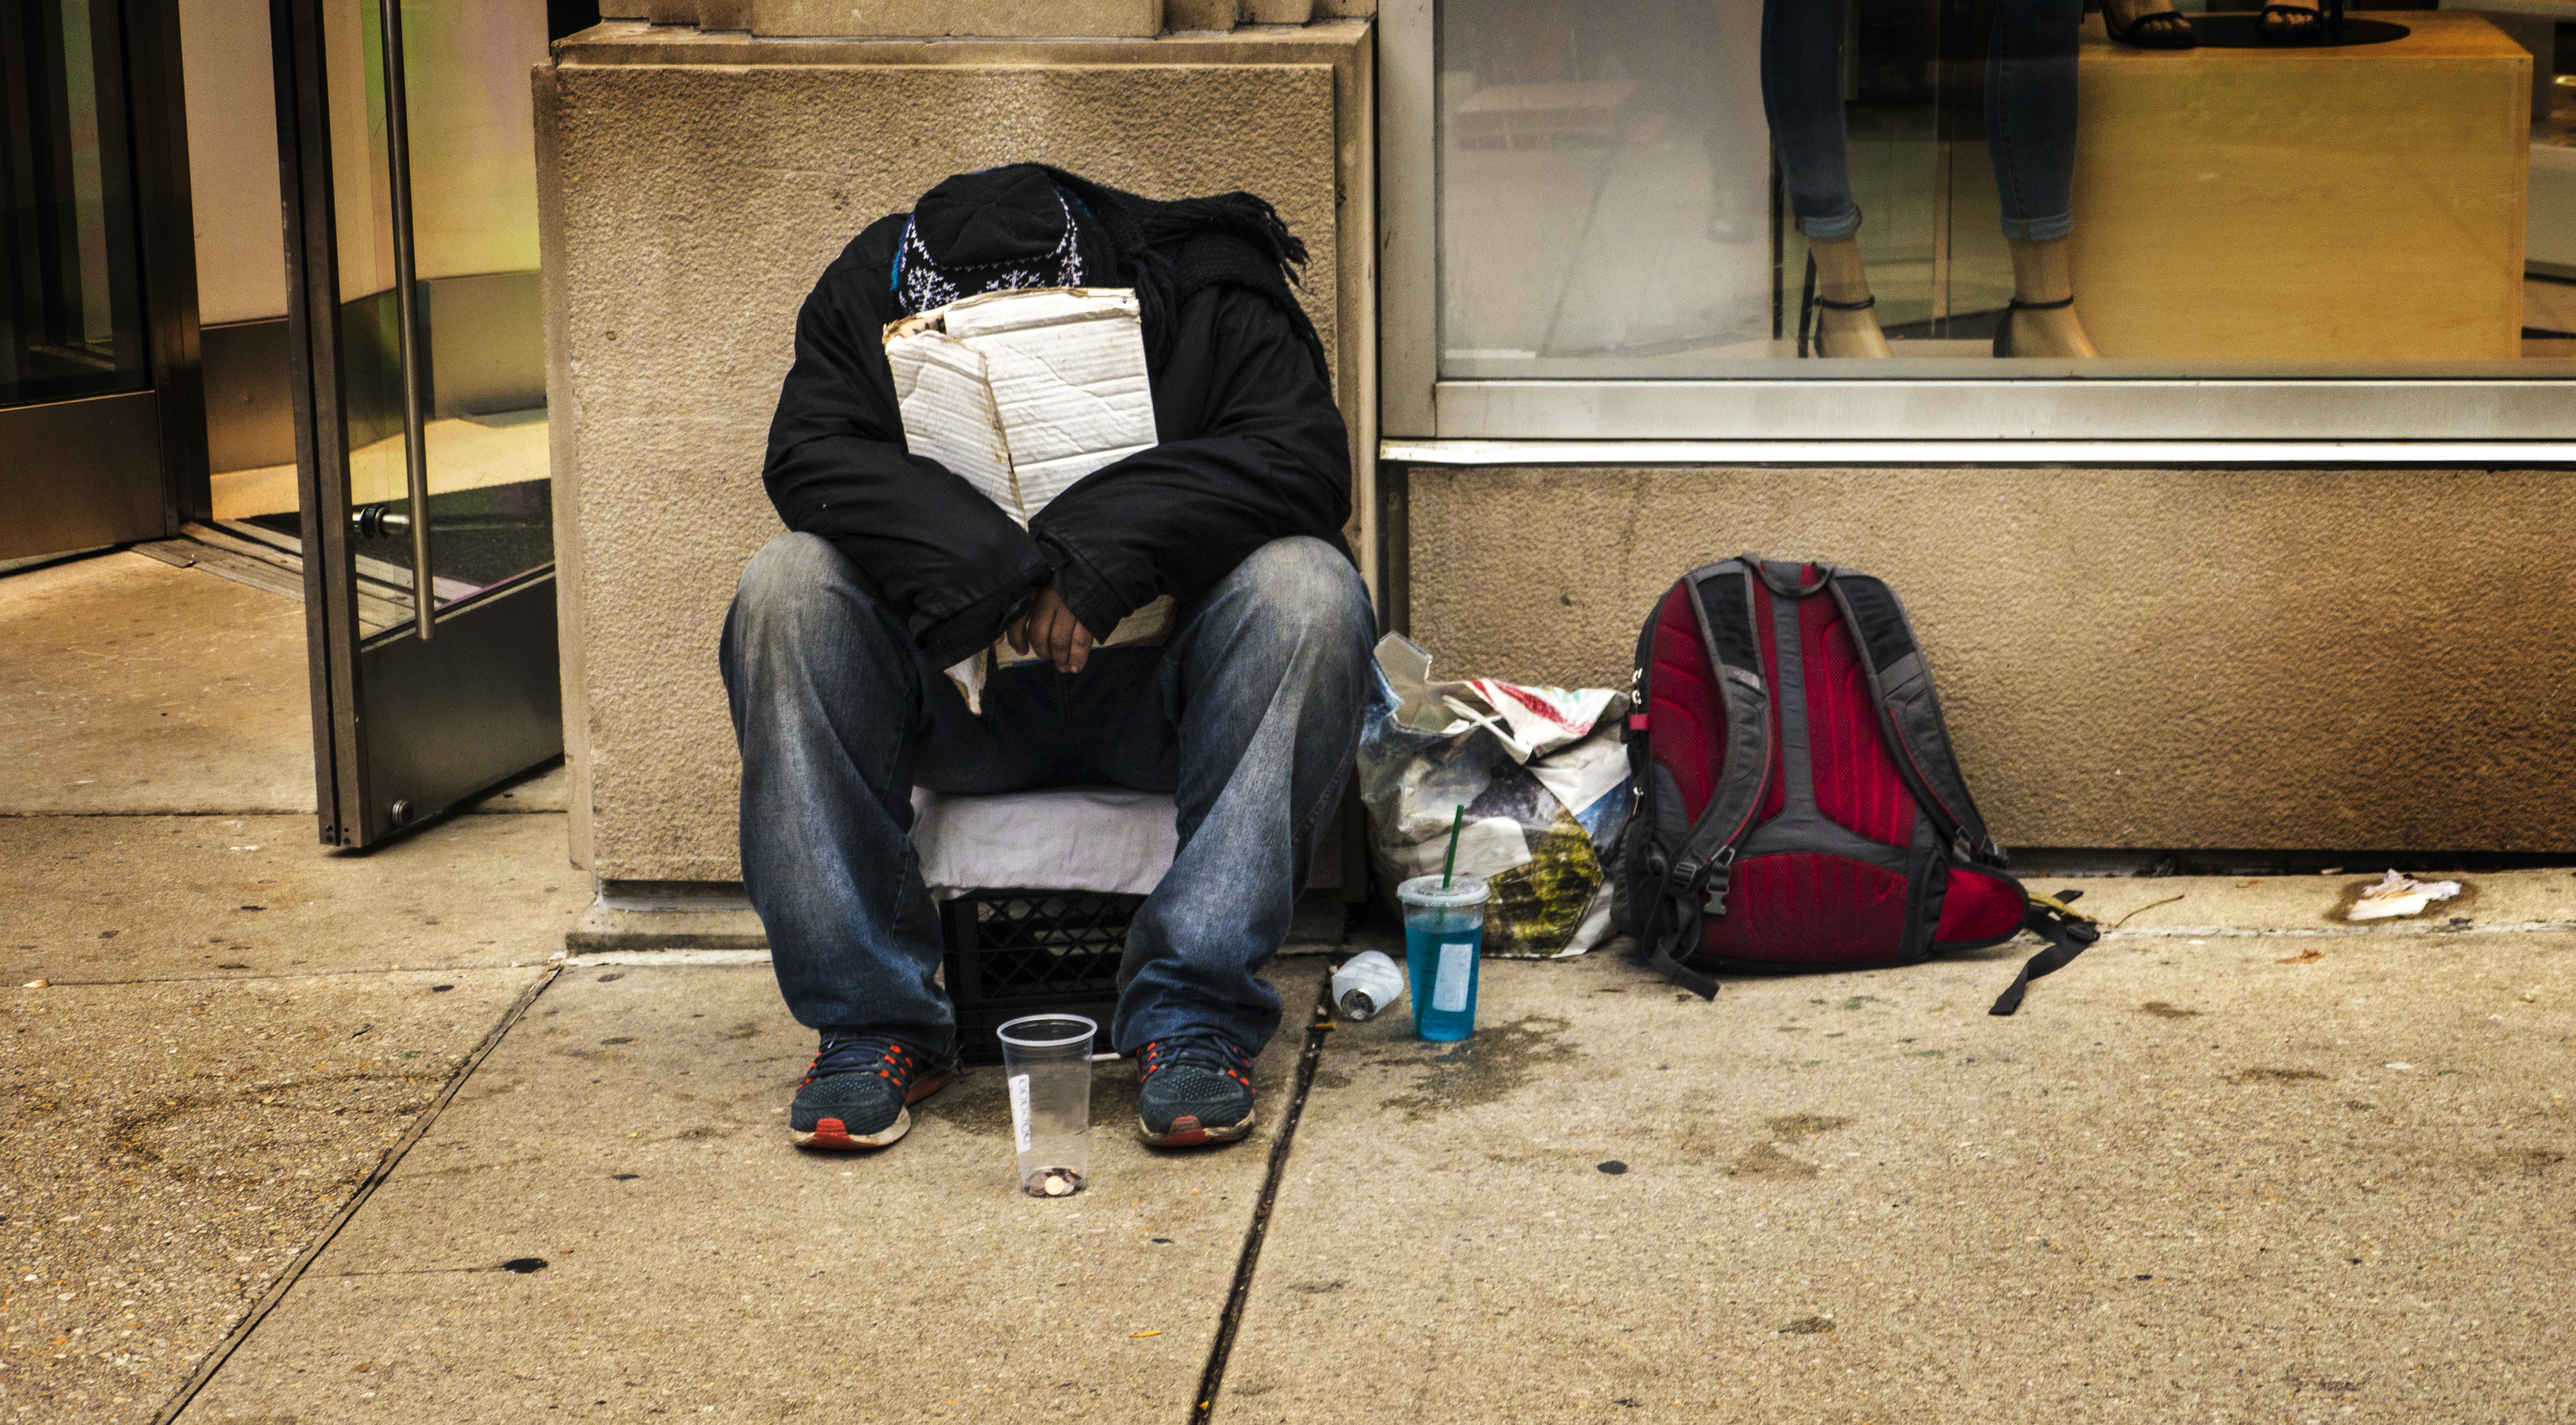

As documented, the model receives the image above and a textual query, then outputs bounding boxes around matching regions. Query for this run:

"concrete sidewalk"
[7,550,2573,1423]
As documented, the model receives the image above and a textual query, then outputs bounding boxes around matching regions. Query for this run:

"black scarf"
[891,163,1330,385]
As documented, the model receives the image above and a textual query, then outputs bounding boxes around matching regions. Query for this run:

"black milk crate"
[940,888,1136,1065]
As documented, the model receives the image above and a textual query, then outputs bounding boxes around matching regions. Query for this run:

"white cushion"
[908,786,1179,900]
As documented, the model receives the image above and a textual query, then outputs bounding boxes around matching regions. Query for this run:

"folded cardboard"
[885,287,1157,525]
[884,288,1168,711]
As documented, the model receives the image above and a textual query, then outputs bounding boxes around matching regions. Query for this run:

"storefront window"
[1435,0,2574,378]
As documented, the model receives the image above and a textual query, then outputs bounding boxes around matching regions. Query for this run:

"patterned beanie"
[892,166,1108,315]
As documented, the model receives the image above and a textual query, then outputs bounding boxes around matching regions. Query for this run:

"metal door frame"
[0,0,206,561]
[269,0,561,848]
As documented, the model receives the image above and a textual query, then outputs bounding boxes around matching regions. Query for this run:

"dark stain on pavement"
[926,1069,1014,1138]
[2495,1147,2566,1175]
[927,1067,1141,1140]
[2140,1002,2201,1019]
[1727,1142,1820,1178]
[1765,1113,1852,1141]
[1375,1016,1578,1119]
[2228,1067,2329,1085]
[104,1070,443,1171]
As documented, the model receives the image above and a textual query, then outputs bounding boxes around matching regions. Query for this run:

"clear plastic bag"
[1355,634,1632,958]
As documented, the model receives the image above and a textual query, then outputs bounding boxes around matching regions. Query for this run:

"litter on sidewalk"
[2347,868,2463,921]
[1355,634,1631,959]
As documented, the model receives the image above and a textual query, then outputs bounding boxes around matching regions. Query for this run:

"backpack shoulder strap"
[1989,889,2102,1015]
[1646,558,1775,999]
[1825,572,2005,866]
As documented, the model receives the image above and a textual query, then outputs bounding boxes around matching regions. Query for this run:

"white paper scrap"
[2348,868,2462,921]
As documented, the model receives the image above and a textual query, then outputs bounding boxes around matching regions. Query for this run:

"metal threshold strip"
[1383,439,2576,467]
[132,521,476,635]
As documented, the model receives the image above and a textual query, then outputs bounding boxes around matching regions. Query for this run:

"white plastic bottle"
[1330,950,1407,1022]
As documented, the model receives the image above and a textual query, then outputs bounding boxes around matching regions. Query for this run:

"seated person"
[720,164,1373,1154]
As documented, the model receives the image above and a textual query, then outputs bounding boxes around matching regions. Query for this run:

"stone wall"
[1401,463,2576,852]
[539,22,1373,882]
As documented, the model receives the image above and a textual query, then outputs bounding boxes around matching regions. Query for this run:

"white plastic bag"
[1356,634,1632,958]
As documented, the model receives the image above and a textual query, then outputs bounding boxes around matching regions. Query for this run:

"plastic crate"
[940,888,1136,1065]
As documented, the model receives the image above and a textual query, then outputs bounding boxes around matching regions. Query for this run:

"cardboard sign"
[886,287,1157,525]
[885,288,1167,711]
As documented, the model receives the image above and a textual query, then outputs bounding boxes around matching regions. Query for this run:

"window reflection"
[1438,0,2572,374]
[1,0,147,409]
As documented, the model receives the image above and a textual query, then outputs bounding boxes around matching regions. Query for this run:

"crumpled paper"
[2347,868,2462,921]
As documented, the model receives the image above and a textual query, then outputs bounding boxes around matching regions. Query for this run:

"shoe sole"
[1136,1107,1256,1149]
[789,1067,952,1151]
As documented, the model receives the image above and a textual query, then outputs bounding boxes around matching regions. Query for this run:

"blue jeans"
[719,533,1373,1059]
[1761,0,2080,242]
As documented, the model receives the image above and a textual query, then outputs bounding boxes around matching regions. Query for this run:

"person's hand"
[1005,583,1094,674]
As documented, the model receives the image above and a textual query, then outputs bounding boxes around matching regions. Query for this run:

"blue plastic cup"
[1398,874,1489,1042]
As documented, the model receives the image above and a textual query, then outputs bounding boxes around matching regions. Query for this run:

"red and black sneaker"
[1135,1033,1257,1148]
[789,1035,952,1150]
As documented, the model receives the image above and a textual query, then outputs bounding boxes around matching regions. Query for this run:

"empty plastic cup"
[1398,875,1489,1042]
[997,1013,1096,1197]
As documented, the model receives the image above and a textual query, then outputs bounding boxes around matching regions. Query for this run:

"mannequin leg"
[1762,0,1887,356]
[2101,0,2192,46]
[1807,235,1894,358]
[1759,0,1858,241]
[2004,236,2097,358]
[1989,0,2097,358]
[2261,0,2322,37]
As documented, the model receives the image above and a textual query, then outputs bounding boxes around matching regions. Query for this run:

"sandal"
[2257,2,2321,38]
[1798,252,1879,359]
[2105,1,2194,48]
[1992,294,2075,359]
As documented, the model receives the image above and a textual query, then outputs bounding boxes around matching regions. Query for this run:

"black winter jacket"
[761,213,1353,669]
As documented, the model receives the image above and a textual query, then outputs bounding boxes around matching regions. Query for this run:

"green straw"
[1440,804,1465,890]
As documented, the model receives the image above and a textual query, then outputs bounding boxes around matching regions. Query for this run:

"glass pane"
[399,1,551,617]
[1,0,148,408]
[244,0,551,636]
[1437,0,2576,377]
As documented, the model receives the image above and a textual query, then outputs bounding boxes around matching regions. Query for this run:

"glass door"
[1,0,202,563]
[270,0,559,847]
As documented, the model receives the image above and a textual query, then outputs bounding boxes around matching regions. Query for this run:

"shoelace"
[1140,1032,1253,1090]
[804,1036,915,1088]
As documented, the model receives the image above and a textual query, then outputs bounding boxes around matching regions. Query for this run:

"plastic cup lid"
[1397,873,1491,908]
[997,1013,1098,1049]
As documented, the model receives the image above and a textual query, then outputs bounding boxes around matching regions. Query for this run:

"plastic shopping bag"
[1355,634,1632,958]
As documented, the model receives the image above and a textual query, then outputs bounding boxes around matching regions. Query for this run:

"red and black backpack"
[1614,555,2095,1013]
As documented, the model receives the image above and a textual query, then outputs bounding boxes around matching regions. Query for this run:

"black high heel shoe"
[2105,1,2194,47]
[1992,294,2075,358]
[1798,252,1879,359]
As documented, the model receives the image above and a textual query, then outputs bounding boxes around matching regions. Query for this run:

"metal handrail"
[378,0,432,640]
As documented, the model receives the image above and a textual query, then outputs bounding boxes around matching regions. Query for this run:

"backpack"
[1613,555,2096,1013]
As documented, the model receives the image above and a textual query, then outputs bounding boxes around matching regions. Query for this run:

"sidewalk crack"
[1189,962,1335,1422]
[147,964,564,1424]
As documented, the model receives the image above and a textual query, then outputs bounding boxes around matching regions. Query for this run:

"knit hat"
[893,166,1113,315]
[890,163,1329,385]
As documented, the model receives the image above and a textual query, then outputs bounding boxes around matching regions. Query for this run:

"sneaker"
[789,1035,952,1150]
[1135,1032,1257,1148]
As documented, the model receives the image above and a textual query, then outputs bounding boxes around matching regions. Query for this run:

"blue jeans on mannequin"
[719,532,1373,1061]
[1761,0,2080,242]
